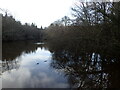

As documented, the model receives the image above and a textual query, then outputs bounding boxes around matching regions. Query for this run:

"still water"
[1,41,120,88]
[2,42,69,88]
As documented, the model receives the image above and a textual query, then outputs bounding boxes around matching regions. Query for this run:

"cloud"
[2,67,69,88]
[2,68,31,88]
[0,0,75,27]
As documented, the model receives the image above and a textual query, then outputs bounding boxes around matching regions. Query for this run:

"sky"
[0,0,76,28]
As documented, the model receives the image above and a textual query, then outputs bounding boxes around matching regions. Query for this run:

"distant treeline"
[2,2,120,43]
[44,2,120,48]
[2,14,43,41]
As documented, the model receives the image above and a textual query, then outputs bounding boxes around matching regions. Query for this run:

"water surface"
[1,41,120,88]
[2,42,69,88]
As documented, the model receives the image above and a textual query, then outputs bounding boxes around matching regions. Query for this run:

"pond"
[1,41,120,88]
[2,41,69,88]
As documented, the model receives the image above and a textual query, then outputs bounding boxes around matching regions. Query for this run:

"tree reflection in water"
[2,41,40,73]
[1,41,120,88]
[48,42,120,88]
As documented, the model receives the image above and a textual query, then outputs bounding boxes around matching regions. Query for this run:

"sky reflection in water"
[2,47,69,88]
[2,41,120,88]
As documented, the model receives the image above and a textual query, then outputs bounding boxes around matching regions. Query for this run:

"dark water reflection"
[2,41,69,88]
[1,41,120,88]
[47,41,120,88]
